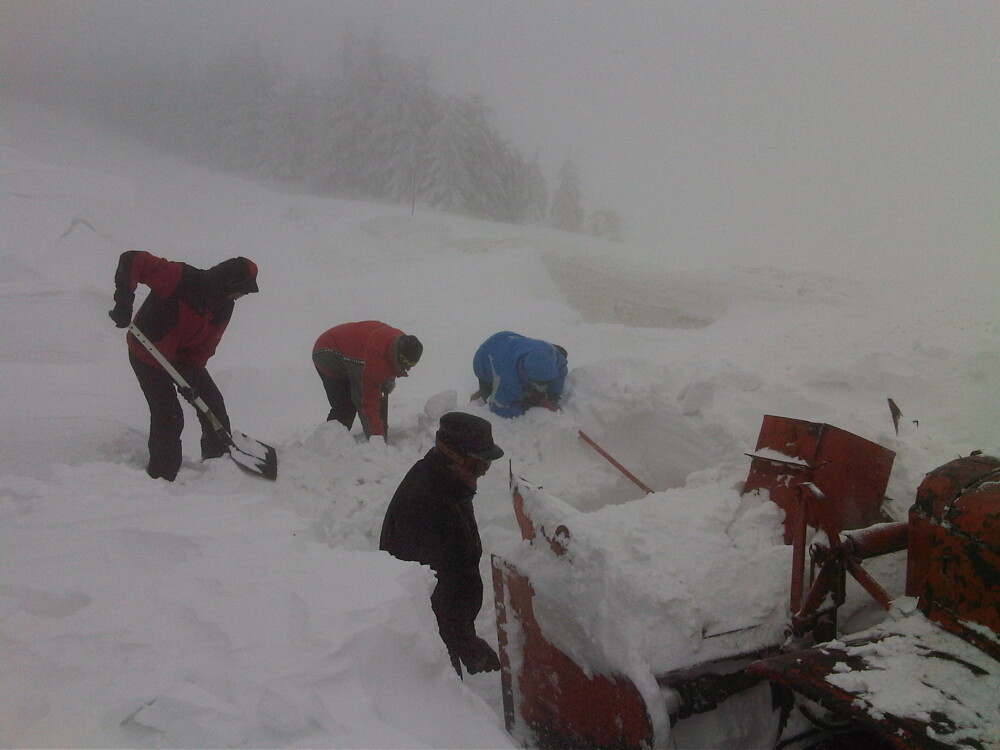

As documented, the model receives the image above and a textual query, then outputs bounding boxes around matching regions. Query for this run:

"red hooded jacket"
[312,321,408,437]
[114,251,258,369]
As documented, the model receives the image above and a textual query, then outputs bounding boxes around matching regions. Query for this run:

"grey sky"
[3,1,998,276]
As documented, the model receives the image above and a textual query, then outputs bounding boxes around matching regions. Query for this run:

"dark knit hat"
[437,412,504,461]
[396,334,423,370]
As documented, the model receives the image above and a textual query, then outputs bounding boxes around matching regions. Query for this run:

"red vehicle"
[492,417,999,749]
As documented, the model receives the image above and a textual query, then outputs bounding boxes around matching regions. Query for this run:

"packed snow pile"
[2,99,998,749]
[505,474,790,678]
[497,473,792,745]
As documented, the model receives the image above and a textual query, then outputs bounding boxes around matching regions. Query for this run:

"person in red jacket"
[108,251,259,480]
[312,321,423,442]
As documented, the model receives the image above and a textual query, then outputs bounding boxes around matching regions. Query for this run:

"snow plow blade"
[494,474,785,749]
[492,555,654,749]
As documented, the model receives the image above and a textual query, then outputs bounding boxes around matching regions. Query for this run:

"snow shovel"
[128,323,278,480]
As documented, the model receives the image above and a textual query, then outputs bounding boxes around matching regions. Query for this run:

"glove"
[460,636,500,675]
[108,303,132,328]
[177,386,197,404]
[381,380,395,396]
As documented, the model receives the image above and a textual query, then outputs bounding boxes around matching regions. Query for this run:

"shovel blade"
[229,430,278,480]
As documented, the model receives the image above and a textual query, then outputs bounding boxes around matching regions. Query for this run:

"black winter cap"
[396,334,423,370]
[437,412,504,461]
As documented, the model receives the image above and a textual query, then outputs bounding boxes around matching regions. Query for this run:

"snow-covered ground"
[1,100,997,748]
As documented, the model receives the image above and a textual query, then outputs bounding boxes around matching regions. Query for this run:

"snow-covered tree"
[550,157,585,232]
[518,155,549,225]
[193,45,282,174]
[587,207,624,241]
[420,95,482,212]
[22,30,554,228]
[256,75,322,183]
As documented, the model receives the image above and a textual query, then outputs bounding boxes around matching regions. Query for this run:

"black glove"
[108,303,132,328]
[381,380,395,396]
[460,636,500,674]
[177,385,198,404]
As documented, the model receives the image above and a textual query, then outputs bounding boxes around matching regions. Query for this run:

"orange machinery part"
[748,453,1000,748]
[905,453,1000,598]
[908,454,1000,657]
[744,415,895,543]
[492,556,655,750]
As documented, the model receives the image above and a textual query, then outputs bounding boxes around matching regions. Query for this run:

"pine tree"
[194,45,282,174]
[32,29,555,229]
[587,207,624,241]
[550,157,585,232]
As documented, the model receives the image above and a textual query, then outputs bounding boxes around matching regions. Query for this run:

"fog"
[4,1,998,279]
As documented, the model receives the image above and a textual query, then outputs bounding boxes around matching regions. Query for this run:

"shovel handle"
[127,323,229,439]
[578,430,654,495]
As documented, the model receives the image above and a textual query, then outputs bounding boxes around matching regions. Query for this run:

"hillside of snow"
[1,100,997,748]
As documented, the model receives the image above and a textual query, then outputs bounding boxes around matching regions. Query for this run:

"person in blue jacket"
[472,331,568,418]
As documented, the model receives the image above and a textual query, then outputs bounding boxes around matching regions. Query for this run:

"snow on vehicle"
[490,415,999,749]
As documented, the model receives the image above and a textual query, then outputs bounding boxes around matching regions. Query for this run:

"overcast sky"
[3,1,998,277]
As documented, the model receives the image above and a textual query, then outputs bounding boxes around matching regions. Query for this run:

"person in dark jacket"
[380,411,504,676]
[108,250,259,481]
[473,331,568,418]
[312,321,422,442]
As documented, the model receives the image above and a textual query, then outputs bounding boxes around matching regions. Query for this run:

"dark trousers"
[317,371,357,429]
[130,353,230,480]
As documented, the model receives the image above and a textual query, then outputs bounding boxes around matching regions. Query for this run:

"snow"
[500,476,792,745]
[1,99,998,748]
[822,608,1000,748]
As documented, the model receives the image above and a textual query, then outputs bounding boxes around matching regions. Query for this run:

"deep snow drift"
[1,100,997,748]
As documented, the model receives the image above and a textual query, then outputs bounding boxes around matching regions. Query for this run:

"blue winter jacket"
[472,331,568,418]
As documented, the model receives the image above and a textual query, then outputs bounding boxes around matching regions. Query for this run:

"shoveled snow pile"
[506,473,790,673]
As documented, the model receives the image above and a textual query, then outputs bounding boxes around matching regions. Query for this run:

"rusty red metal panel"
[906,454,1000,598]
[920,478,1000,658]
[752,455,1000,749]
[492,556,654,750]
[744,415,895,543]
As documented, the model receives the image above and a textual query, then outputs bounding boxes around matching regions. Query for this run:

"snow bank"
[0,460,512,749]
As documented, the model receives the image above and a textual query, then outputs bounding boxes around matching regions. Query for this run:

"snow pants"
[130,353,230,480]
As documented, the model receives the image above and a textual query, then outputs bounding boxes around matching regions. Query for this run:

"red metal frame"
[750,453,1000,749]
[492,556,655,750]
[911,456,1000,658]
[745,415,895,544]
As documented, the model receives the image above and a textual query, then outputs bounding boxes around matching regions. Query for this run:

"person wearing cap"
[108,250,260,480]
[312,321,422,442]
[379,411,504,677]
[472,331,568,418]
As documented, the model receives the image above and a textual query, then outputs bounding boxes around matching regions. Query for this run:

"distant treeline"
[11,32,622,238]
